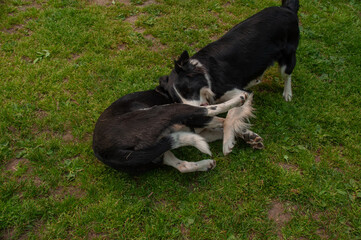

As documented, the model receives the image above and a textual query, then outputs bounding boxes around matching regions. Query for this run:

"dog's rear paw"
[250,140,264,150]
[178,159,216,173]
[200,159,216,171]
[239,130,264,150]
[223,137,236,156]
[283,92,292,102]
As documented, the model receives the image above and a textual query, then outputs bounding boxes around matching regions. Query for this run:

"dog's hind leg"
[170,132,212,156]
[280,65,292,101]
[197,128,223,142]
[223,94,255,155]
[163,151,216,173]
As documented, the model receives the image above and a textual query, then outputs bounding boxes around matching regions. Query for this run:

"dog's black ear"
[174,60,183,73]
[178,50,189,63]
[174,50,190,73]
[158,75,169,89]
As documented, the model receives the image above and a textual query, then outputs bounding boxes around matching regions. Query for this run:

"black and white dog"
[160,0,300,154]
[92,77,258,173]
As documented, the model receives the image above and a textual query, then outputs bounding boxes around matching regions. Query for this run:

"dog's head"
[160,51,215,106]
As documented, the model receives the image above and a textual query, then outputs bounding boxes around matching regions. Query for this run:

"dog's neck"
[154,85,174,102]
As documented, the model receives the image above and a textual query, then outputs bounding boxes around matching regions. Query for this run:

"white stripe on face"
[189,59,212,90]
[173,85,214,106]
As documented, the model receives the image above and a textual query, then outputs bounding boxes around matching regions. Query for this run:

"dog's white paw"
[178,159,216,173]
[283,92,292,101]
[223,135,236,156]
[196,159,216,171]
[236,92,248,107]
[283,86,292,101]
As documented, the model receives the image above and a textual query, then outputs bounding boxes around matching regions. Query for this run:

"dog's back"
[194,5,299,94]
[92,89,174,170]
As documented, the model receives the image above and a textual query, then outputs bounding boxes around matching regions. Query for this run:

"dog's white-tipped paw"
[178,159,216,173]
[198,159,217,171]
[283,92,292,102]
[223,137,236,156]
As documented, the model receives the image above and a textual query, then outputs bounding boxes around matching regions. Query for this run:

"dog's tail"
[281,0,299,13]
[94,132,211,170]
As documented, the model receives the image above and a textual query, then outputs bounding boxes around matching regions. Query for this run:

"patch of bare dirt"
[116,0,131,5]
[32,126,53,139]
[278,163,301,173]
[315,148,322,163]
[88,231,108,239]
[145,34,167,52]
[1,228,15,239]
[63,131,74,142]
[82,132,92,142]
[22,55,32,63]
[5,158,30,171]
[223,2,231,7]
[91,0,110,6]
[68,53,81,62]
[117,44,127,51]
[91,0,130,6]
[145,35,167,52]
[124,15,139,24]
[142,0,157,6]
[51,185,86,199]
[31,220,46,239]
[36,109,48,119]
[31,176,44,187]
[180,223,190,237]
[124,14,146,33]
[312,212,322,221]
[210,34,220,41]
[316,228,329,239]
[123,13,167,51]
[3,24,24,33]
[154,199,168,207]
[135,27,145,34]
[18,3,41,11]
[268,201,296,239]
[4,158,44,187]
[8,126,17,134]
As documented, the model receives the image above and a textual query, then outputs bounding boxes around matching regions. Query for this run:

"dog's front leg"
[205,92,248,116]
[196,127,223,143]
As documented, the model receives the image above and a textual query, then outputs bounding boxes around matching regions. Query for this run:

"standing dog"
[160,0,300,154]
[92,77,253,173]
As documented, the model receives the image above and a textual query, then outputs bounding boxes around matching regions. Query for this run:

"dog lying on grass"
[92,77,262,173]
[160,0,300,155]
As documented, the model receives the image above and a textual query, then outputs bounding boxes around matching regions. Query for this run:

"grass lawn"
[1,0,360,239]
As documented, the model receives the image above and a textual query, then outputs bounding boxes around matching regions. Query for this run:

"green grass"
[1,0,360,239]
